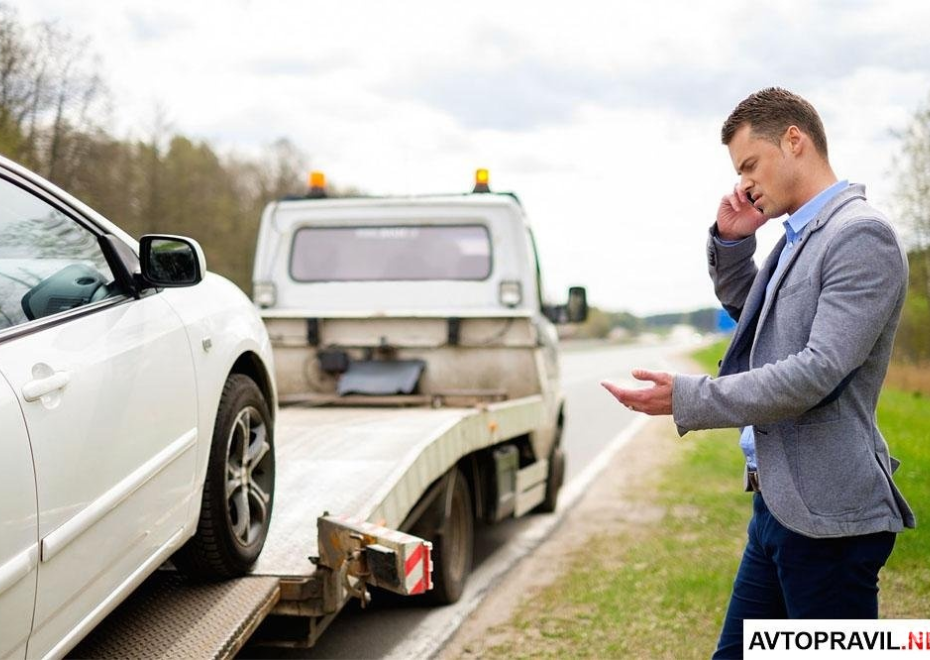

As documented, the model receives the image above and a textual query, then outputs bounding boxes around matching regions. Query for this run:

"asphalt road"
[240,338,696,659]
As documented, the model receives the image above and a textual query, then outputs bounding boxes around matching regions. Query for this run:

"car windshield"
[289,224,492,282]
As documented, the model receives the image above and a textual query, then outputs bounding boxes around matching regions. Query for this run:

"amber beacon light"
[308,171,327,198]
[473,168,490,193]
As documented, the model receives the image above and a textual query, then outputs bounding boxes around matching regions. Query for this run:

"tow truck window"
[290,225,492,282]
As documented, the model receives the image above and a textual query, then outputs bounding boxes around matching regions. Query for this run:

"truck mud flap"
[514,459,548,516]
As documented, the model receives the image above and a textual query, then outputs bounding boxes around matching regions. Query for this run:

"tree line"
[1,5,927,363]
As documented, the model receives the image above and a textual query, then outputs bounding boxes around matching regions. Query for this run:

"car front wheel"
[173,374,275,579]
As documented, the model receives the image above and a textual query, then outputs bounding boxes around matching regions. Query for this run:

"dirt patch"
[885,361,930,396]
[440,417,680,659]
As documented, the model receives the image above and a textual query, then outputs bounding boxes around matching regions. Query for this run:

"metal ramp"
[67,573,279,660]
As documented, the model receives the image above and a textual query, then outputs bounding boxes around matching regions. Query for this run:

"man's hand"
[600,369,673,416]
[716,184,767,241]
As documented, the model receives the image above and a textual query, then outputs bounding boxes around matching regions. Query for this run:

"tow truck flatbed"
[69,396,544,658]
[256,396,544,578]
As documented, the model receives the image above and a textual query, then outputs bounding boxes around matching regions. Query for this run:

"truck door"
[0,175,199,658]
[525,227,560,398]
[0,375,38,660]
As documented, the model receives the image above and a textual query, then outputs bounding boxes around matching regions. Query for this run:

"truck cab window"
[289,224,492,282]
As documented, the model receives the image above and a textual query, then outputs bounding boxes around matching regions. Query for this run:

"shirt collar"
[783,180,849,241]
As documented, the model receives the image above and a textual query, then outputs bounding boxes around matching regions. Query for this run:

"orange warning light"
[473,168,490,193]
[307,171,327,198]
[309,171,326,189]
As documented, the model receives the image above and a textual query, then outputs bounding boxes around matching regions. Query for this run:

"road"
[241,337,698,659]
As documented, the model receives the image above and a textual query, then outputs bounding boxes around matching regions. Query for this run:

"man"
[602,87,914,658]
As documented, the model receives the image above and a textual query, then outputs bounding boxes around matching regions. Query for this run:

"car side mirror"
[139,235,206,288]
[566,286,588,323]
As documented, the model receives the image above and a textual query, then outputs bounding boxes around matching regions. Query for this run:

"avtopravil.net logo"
[745,620,930,657]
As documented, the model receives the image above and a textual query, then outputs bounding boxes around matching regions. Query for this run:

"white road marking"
[559,414,650,510]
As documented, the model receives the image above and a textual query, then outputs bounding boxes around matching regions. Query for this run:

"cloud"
[244,58,324,77]
[391,1,930,133]
[398,61,604,131]
[124,8,190,42]
[724,0,930,89]
[395,58,776,132]
[243,53,357,78]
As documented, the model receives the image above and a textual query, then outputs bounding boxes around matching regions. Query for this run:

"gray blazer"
[672,184,915,538]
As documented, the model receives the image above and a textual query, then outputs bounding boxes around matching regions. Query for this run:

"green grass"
[691,338,729,373]
[875,387,930,615]
[476,339,929,659]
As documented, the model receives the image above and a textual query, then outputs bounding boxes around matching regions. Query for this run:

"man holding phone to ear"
[602,87,914,658]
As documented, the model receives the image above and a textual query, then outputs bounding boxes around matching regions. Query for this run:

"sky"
[17,0,930,315]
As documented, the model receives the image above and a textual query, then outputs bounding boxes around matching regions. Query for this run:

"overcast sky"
[18,0,930,315]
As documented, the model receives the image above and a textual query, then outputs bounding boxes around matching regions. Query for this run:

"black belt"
[747,469,762,493]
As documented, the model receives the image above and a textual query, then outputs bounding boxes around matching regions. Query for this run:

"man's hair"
[721,87,829,158]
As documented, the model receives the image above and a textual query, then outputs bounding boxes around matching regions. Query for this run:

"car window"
[0,178,115,330]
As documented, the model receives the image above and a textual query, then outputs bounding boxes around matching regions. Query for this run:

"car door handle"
[23,371,71,402]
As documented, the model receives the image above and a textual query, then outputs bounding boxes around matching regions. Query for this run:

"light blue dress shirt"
[720,180,849,469]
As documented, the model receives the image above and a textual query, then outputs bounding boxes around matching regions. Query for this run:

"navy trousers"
[713,493,896,659]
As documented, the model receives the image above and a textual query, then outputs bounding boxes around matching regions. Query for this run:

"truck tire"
[421,468,474,605]
[536,442,565,514]
[173,374,275,579]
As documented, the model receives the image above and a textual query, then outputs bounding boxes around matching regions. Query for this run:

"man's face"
[727,123,799,218]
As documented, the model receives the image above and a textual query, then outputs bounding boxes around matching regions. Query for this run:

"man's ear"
[782,126,803,155]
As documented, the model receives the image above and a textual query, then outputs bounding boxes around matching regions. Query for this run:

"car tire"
[173,374,275,579]
[419,468,474,605]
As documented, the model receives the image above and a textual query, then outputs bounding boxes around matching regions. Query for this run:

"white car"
[0,157,277,659]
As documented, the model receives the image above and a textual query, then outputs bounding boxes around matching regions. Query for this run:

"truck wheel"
[536,443,565,514]
[173,374,275,579]
[423,469,474,605]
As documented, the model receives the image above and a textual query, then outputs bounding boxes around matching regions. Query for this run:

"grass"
[474,339,929,659]
[874,387,930,616]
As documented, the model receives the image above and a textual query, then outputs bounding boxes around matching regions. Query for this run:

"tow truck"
[71,170,586,658]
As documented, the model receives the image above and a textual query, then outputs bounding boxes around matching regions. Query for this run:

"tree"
[891,94,930,362]
[574,306,612,339]
[893,93,930,303]
[0,5,108,176]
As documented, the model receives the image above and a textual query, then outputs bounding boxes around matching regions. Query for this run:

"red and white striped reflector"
[317,515,433,596]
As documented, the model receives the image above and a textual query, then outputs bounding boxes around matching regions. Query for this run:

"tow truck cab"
[252,173,586,464]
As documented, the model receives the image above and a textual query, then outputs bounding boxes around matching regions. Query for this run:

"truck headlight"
[499,281,522,308]
[253,281,276,308]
